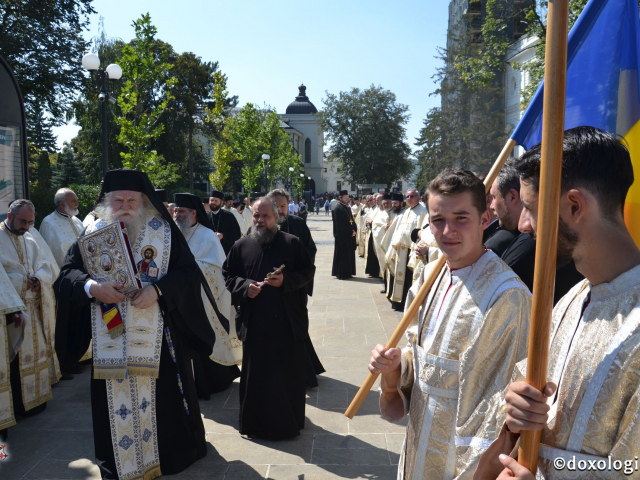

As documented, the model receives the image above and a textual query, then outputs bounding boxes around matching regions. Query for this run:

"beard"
[62,202,80,217]
[556,218,579,268]
[277,213,287,225]
[250,222,278,245]
[174,216,194,235]
[96,204,147,240]
[210,203,221,212]
[393,205,403,214]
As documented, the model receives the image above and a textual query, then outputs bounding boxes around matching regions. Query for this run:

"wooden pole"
[344,137,516,419]
[518,0,569,474]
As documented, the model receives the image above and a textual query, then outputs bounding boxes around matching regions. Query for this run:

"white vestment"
[0,223,60,412]
[39,210,84,267]
[231,208,249,236]
[0,261,27,430]
[184,223,242,365]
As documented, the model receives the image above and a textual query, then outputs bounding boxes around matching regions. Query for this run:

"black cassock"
[364,232,380,278]
[223,231,315,440]
[279,215,325,387]
[331,202,357,279]
[54,234,216,478]
[207,209,242,255]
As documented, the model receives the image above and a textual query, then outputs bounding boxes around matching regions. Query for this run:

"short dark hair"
[426,168,487,215]
[494,157,521,197]
[514,126,633,217]
[267,189,290,202]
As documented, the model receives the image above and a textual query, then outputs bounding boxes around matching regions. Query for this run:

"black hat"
[174,193,214,230]
[392,193,404,202]
[383,193,392,200]
[155,189,168,203]
[210,190,224,200]
[224,195,233,202]
[339,190,349,196]
[232,198,242,207]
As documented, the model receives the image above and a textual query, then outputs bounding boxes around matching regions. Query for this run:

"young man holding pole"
[482,127,640,480]
[369,169,532,479]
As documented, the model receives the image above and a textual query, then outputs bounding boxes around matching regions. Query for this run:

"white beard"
[174,216,193,235]
[99,208,147,241]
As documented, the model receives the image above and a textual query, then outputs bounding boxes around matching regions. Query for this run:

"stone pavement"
[1,214,408,480]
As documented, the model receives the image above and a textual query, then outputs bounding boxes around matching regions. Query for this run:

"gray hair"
[494,157,521,197]
[267,188,290,202]
[54,188,74,207]
[9,199,35,215]
[253,197,279,218]
[94,192,156,220]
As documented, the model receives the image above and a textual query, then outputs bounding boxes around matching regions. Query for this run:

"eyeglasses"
[406,194,418,198]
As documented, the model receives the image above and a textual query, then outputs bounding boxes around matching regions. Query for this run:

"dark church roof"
[285,84,318,115]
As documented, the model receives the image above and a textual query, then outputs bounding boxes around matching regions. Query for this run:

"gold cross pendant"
[349,219,353,225]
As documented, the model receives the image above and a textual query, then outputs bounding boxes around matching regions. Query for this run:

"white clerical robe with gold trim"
[0,222,60,412]
[372,209,394,277]
[0,261,26,431]
[487,265,640,479]
[39,210,84,267]
[184,223,242,365]
[364,206,380,264]
[386,204,426,303]
[395,251,531,480]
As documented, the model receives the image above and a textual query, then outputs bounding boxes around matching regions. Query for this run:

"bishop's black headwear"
[210,190,224,200]
[174,193,214,231]
[98,169,229,333]
[339,190,349,196]
[392,193,404,202]
[382,193,392,200]
[155,189,168,204]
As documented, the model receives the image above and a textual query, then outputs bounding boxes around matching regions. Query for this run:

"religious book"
[78,221,142,295]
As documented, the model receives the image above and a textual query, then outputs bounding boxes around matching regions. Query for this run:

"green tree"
[0,0,95,149]
[317,85,414,186]
[210,104,303,194]
[115,14,178,188]
[52,143,84,189]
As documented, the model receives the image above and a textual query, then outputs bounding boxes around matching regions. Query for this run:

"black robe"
[54,232,216,478]
[207,208,242,255]
[331,202,357,279]
[364,233,380,278]
[484,221,517,257]
[223,231,315,440]
[278,215,325,387]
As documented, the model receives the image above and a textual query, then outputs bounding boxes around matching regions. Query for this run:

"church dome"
[286,84,318,114]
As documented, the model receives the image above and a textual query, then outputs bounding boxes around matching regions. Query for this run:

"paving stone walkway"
[1,214,407,479]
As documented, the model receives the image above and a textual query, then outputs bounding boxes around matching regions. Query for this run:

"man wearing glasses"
[385,189,427,311]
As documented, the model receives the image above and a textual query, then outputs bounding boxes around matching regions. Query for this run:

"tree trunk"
[188,124,194,190]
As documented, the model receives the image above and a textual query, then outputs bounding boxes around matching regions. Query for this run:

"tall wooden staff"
[518,0,569,473]
[344,138,516,419]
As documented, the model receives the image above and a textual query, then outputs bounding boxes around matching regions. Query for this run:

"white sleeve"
[84,279,98,298]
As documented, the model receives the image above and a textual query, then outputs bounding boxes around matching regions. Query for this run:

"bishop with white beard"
[53,170,225,480]
[173,193,242,398]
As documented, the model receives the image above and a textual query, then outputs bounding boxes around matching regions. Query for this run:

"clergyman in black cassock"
[223,198,315,440]
[332,191,357,280]
[173,193,241,400]
[207,190,241,255]
[54,170,226,479]
[266,189,325,388]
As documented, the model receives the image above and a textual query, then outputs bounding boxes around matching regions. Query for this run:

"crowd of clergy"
[0,170,320,479]
[331,126,640,479]
[1,126,640,480]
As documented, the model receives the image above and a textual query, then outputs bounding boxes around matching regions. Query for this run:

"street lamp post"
[288,167,294,195]
[262,154,270,193]
[82,53,122,178]
[299,173,304,200]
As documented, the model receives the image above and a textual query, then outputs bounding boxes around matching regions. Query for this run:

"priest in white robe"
[0,261,27,440]
[476,127,640,480]
[369,170,531,479]
[231,199,249,236]
[385,189,427,311]
[173,193,242,398]
[39,188,84,268]
[372,194,400,293]
[0,199,61,419]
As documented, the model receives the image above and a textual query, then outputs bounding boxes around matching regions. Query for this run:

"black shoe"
[60,373,74,381]
[62,364,83,375]
[380,289,387,294]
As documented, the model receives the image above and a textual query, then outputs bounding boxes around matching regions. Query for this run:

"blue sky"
[53,0,450,153]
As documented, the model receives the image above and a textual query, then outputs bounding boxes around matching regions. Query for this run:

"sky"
[53,0,450,153]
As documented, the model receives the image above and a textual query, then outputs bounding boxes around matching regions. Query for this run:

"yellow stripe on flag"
[102,307,118,323]
[623,120,640,247]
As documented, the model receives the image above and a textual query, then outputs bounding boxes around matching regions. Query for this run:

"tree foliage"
[0,0,95,150]
[317,85,413,186]
[51,144,84,189]
[211,104,303,195]
[115,14,178,187]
